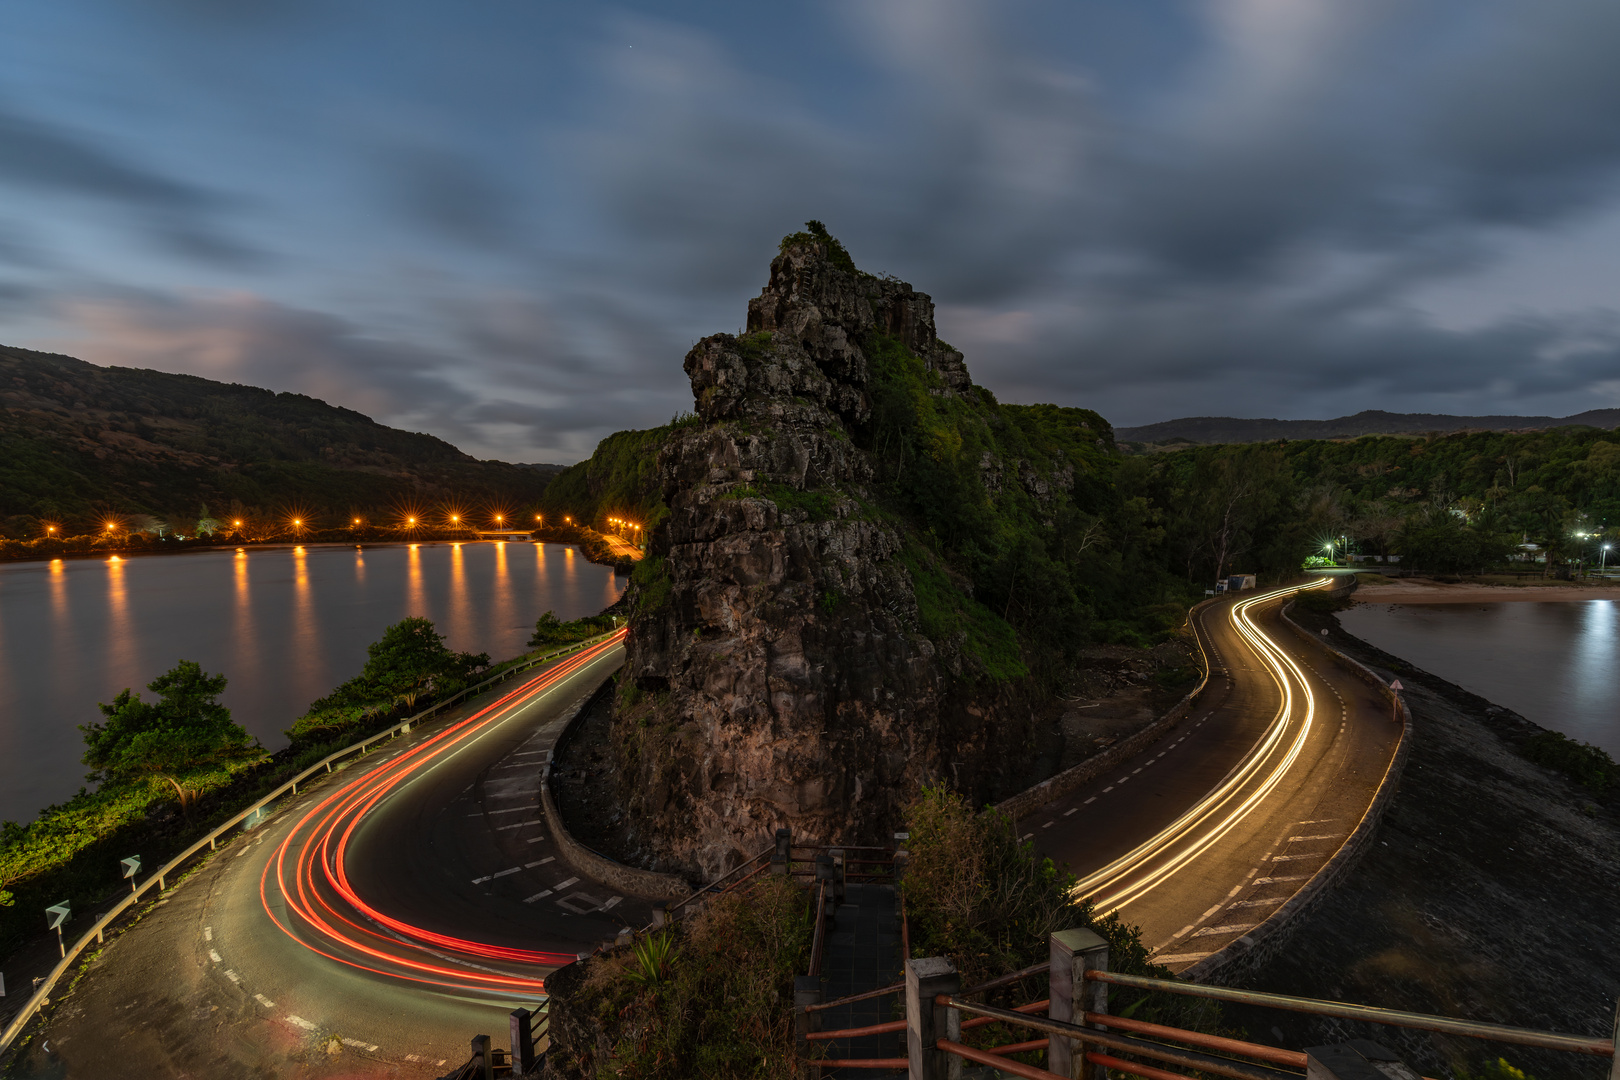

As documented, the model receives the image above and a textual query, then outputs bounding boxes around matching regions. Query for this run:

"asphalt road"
[1028,582,1402,971]
[20,634,645,1078]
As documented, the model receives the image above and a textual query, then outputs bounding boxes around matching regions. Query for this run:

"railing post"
[905,956,960,1080]
[828,848,847,904]
[651,901,667,929]
[1610,996,1619,1080]
[794,974,822,1044]
[471,1034,493,1080]
[1049,928,1109,1079]
[510,1008,535,1075]
[814,853,836,929]
[772,827,792,876]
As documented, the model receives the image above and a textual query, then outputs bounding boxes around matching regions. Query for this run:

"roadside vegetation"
[0,615,538,961]
[555,876,811,1079]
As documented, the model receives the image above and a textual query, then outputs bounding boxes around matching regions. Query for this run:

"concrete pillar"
[828,848,847,904]
[794,974,823,1044]
[1305,1041,1419,1080]
[772,827,792,876]
[470,1034,493,1080]
[510,1008,535,1075]
[1049,928,1109,1079]
[905,956,961,1080]
[651,901,667,929]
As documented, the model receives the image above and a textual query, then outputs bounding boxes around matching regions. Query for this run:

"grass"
[559,875,812,1078]
[899,541,1027,683]
[1520,730,1615,794]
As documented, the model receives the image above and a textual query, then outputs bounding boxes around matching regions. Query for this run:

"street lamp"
[1604,543,1612,573]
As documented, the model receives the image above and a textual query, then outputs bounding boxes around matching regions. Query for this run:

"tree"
[81,661,259,811]
[358,616,489,710]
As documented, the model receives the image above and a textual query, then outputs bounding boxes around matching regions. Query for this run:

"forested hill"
[1118,408,1620,446]
[0,344,561,536]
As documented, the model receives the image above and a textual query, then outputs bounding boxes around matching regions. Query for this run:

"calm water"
[0,542,624,825]
[1338,601,1620,757]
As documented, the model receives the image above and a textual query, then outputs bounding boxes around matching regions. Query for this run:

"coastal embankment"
[1353,576,1620,604]
[1231,602,1619,1080]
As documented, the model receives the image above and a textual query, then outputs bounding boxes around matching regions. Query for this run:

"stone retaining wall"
[1180,599,1412,985]
[541,682,693,903]
[997,597,1218,823]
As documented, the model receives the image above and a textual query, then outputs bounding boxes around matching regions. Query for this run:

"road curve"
[25,631,648,1077]
[1029,581,1402,972]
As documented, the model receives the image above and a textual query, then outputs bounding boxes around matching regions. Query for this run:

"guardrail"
[806,929,1619,1080]
[0,630,624,1057]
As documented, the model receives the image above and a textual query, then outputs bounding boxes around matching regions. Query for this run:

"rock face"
[612,238,1049,878]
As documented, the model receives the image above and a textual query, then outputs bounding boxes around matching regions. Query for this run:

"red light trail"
[257,631,628,997]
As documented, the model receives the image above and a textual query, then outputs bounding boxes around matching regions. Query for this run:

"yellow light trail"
[1074,578,1332,914]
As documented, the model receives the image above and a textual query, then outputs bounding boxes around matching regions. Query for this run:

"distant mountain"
[1116,409,1620,446]
[0,344,554,535]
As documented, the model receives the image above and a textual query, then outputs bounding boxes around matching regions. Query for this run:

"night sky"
[5,1,1620,462]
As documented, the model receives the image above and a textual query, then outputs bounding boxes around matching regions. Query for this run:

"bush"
[528,610,616,651]
[561,876,811,1078]
[1521,731,1615,793]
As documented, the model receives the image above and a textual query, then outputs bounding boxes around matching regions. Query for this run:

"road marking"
[1197,905,1222,921]
[1041,821,1054,829]
[604,896,623,910]
[526,857,555,868]
[525,836,549,843]
[1067,806,1082,814]
[209,949,222,963]
[492,866,523,878]
[523,890,553,903]
[1191,924,1255,937]
[1117,777,1130,785]
[1295,819,1335,825]
[342,1037,380,1052]
[1288,834,1337,842]
[556,876,580,889]
[1252,874,1309,884]
[1021,833,1034,841]
[470,808,532,816]
[482,792,533,800]
[1102,787,1114,793]
[1272,853,1322,862]
[224,969,241,983]
[203,926,212,942]
[1228,897,1286,909]
[255,994,276,1008]
[509,751,546,758]
[1155,952,1211,963]
[495,821,539,830]
[1131,768,1143,775]
[471,875,494,884]
[288,1015,318,1031]
[494,764,531,771]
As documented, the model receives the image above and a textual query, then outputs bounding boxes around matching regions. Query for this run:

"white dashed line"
[495,821,539,831]
[492,866,522,878]
[471,875,493,884]
[1272,853,1322,863]
[288,1015,318,1031]
[603,896,623,910]
[469,808,531,816]
[342,1037,380,1052]
[1156,951,1212,963]
[203,926,212,942]
[1252,875,1309,885]
[1228,897,1286,909]
[224,969,241,983]
[525,836,548,843]
[255,994,276,1008]
[1191,924,1256,937]
[555,876,580,890]
[1102,786,1114,793]
[1288,834,1337,842]
[1041,821,1054,829]
[523,890,553,903]
[1066,806,1082,814]
[526,857,555,868]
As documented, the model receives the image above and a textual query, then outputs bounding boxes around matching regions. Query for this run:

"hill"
[0,343,561,537]
[1116,408,1620,446]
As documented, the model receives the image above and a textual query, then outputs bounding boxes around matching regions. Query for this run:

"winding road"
[20,579,1404,1075]
[1028,579,1403,971]
[21,631,643,1078]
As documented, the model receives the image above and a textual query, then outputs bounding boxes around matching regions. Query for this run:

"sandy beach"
[1351,577,1620,604]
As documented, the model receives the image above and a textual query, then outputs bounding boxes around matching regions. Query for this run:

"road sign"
[121,855,141,879]
[1390,679,1403,691]
[45,903,70,931]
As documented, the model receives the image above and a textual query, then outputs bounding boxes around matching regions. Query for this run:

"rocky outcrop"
[609,236,1053,878]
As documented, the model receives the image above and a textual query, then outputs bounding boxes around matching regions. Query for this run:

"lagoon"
[0,542,625,825]
[1338,600,1620,758]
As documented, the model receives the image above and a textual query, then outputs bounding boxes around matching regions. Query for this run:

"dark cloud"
[0,101,265,265]
[387,146,527,250]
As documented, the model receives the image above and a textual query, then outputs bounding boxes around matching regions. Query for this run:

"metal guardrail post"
[772,827,792,876]
[906,957,961,1080]
[510,1008,536,1075]
[1050,929,1108,1080]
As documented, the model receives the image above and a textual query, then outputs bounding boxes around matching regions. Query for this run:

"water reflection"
[0,542,623,825]
[1339,600,1620,756]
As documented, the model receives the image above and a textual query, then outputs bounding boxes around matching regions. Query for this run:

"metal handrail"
[665,845,772,916]
[0,629,626,1055]
[938,998,1299,1080]
[805,980,903,1014]
[1087,970,1616,1057]
[807,881,829,977]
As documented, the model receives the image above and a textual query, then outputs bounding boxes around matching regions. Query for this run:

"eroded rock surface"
[611,238,1052,877]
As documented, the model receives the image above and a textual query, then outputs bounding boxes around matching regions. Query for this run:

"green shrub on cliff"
[563,875,811,1078]
[528,610,617,650]
[1521,730,1615,793]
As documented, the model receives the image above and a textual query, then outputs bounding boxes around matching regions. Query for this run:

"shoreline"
[1353,578,1620,604]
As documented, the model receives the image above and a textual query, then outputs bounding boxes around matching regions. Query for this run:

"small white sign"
[1390,679,1404,691]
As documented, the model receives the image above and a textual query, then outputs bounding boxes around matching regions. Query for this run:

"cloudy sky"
[4,1,1620,462]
